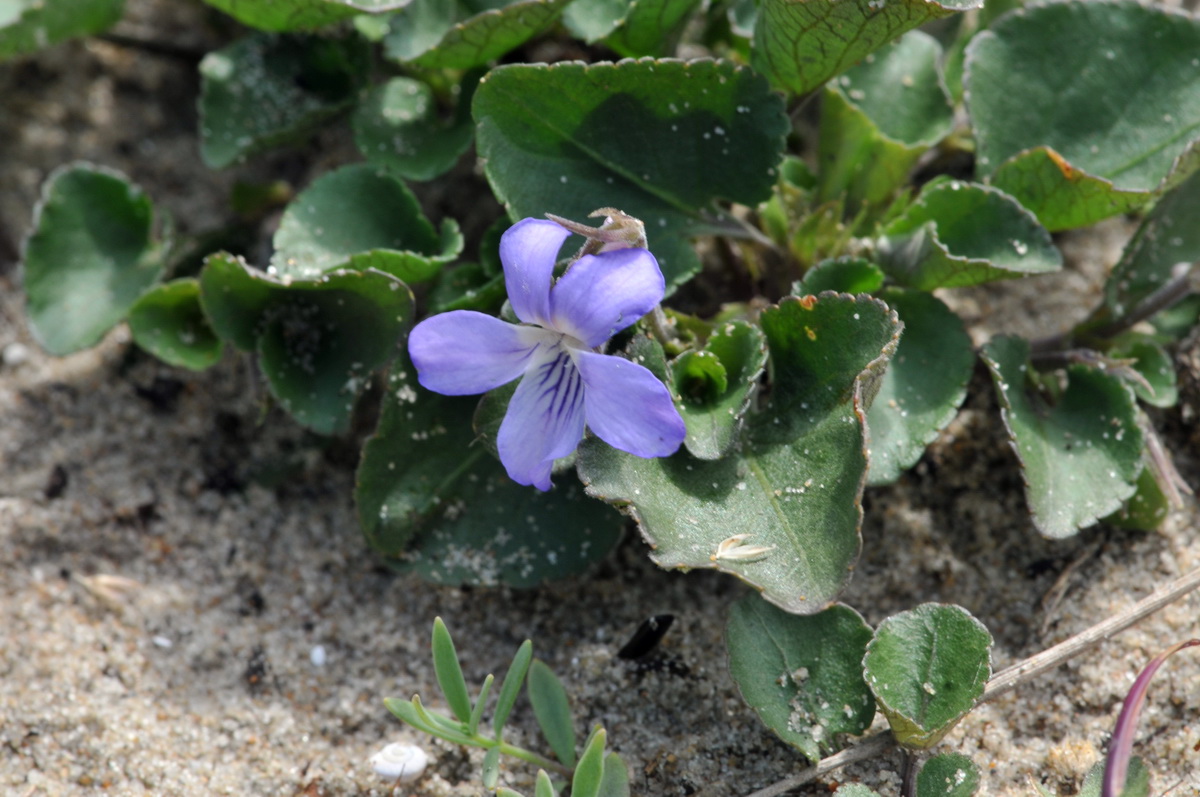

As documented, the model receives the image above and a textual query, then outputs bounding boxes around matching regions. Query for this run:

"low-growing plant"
[386,618,629,796]
[11,0,1200,792]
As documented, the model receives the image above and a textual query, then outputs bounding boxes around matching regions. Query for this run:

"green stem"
[494,740,572,777]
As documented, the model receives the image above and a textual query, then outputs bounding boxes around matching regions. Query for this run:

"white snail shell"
[370,742,429,782]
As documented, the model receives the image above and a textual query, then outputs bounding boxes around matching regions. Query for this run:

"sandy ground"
[2,3,1199,795]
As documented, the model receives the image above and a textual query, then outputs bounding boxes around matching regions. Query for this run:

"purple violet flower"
[408,217,686,490]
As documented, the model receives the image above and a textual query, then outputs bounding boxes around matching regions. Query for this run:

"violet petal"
[549,247,665,348]
[409,311,551,396]
[500,218,571,328]
[497,348,587,490]
[576,350,685,457]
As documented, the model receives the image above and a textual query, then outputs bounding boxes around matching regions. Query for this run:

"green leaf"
[603,0,701,58]
[385,696,477,745]
[0,0,123,59]
[428,262,506,314]
[579,294,901,614]
[198,33,366,169]
[571,727,607,797]
[818,32,953,212]
[863,603,992,749]
[199,254,413,434]
[724,0,756,38]
[200,0,406,32]
[383,697,440,735]
[981,335,1145,538]
[271,163,461,281]
[535,769,559,797]
[986,148,1179,234]
[1079,757,1149,797]
[597,752,630,797]
[877,180,1061,289]
[408,0,570,69]
[493,640,533,736]
[866,289,973,486]
[752,0,980,97]
[1110,336,1177,408]
[381,0,455,60]
[1105,169,1200,322]
[128,279,223,370]
[22,163,162,356]
[431,617,473,723]
[673,321,768,460]
[561,0,627,42]
[726,597,874,761]
[1104,463,1171,532]
[469,673,493,736]
[966,1,1200,230]
[916,752,981,797]
[796,257,886,296]
[527,659,576,768]
[482,746,501,790]
[355,357,622,585]
[834,786,883,797]
[473,59,788,291]
[353,77,474,182]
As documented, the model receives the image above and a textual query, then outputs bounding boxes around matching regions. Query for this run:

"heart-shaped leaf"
[866,289,973,486]
[877,180,1061,289]
[916,752,981,797]
[562,0,626,41]
[818,31,953,213]
[199,253,413,434]
[981,335,1144,538]
[199,33,367,169]
[0,0,122,59]
[22,163,163,355]
[673,321,767,460]
[271,163,462,281]
[795,257,886,296]
[355,357,622,585]
[603,0,701,58]
[405,0,570,70]
[752,0,980,97]
[966,0,1200,230]
[200,0,407,32]
[128,279,223,370]
[579,293,901,614]
[863,603,992,749]
[473,58,788,291]
[353,77,474,182]
[381,0,455,61]
[726,596,874,761]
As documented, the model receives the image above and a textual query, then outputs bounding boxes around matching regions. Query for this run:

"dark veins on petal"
[531,351,584,424]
